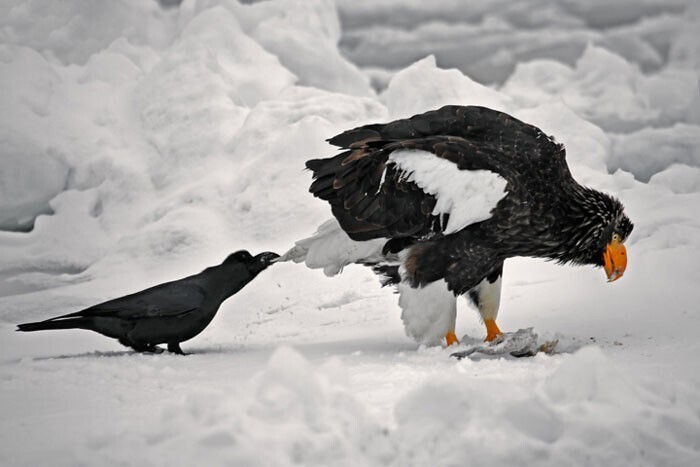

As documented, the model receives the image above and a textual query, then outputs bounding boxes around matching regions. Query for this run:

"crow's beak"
[603,239,627,282]
[256,252,280,265]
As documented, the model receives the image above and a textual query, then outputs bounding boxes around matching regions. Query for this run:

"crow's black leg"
[167,342,186,355]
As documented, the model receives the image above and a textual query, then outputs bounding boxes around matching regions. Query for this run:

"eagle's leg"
[467,265,503,342]
[445,330,459,346]
[397,279,458,346]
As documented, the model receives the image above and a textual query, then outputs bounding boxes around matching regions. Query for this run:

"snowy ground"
[1,0,700,465]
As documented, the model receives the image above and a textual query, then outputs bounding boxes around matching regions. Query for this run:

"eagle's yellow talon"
[445,331,459,346]
[484,319,502,342]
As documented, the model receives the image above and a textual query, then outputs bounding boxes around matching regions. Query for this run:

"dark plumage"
[306,105,633,343]
[16,251,279,354]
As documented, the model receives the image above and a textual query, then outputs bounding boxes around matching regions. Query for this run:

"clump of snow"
[608,124,700,183]
[246,0,373,96]
[649,164,700,194]
[0,0,170,65]
[0,134,69,231]
[135,6,295,171]
[513,102,611,174]
[504,44,700,132]
[382,55,512,118]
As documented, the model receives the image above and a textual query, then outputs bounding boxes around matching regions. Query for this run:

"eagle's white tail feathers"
[282,219,458,346]
[279,219,386,276]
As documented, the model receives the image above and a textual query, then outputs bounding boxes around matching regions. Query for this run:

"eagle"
[282,105,633,346]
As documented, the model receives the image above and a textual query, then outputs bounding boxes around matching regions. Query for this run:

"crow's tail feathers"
[17,317,90,332]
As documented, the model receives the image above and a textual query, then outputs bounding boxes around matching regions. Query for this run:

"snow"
[382,55,512,119]
[1,0,700,466]
[503,44,700,132]
[0,135,69,231]
[337,0,698,84]
[608,124,700,182]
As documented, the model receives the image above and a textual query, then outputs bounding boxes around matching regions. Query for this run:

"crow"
[16,250,279,355]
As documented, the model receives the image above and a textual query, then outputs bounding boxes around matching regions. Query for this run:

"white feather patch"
[470,275,503,321]
[388,149,507,234]
[398,279,457,345]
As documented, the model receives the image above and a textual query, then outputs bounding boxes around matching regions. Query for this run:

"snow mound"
[609,124,700,183]
[513,101,611,174]
[649,164,700,194]
[135,6,295,169]
[0,0,167,65]
[247,0,372,96]
[85,347,392,467]
[382,55,512,119]
[33,346,691,467]
[0,133,69,231]
[504,44,700,132]
[0,0,382,300]
[393,347,700,467]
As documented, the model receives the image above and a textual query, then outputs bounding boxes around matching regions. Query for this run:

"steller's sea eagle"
[282,105,633,346]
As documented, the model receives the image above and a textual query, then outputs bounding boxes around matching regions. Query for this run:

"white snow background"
[1,0,700,465]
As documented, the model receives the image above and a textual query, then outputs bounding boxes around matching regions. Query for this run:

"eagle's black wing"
[327,105,555,155]
[308,106,566,244]
[308,136,501,242]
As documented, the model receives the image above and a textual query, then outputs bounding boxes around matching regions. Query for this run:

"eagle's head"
[565,188,634,282]
[598,211,633,282]
[557,185,634,282]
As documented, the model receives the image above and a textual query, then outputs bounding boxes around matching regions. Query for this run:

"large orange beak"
[603,239,627,282]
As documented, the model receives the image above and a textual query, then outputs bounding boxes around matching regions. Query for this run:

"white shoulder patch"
[388,149,507,234]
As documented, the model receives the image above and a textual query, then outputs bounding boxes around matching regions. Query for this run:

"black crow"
[16,250,279,355]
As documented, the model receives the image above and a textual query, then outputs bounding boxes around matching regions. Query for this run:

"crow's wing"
[50,279,207,321]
